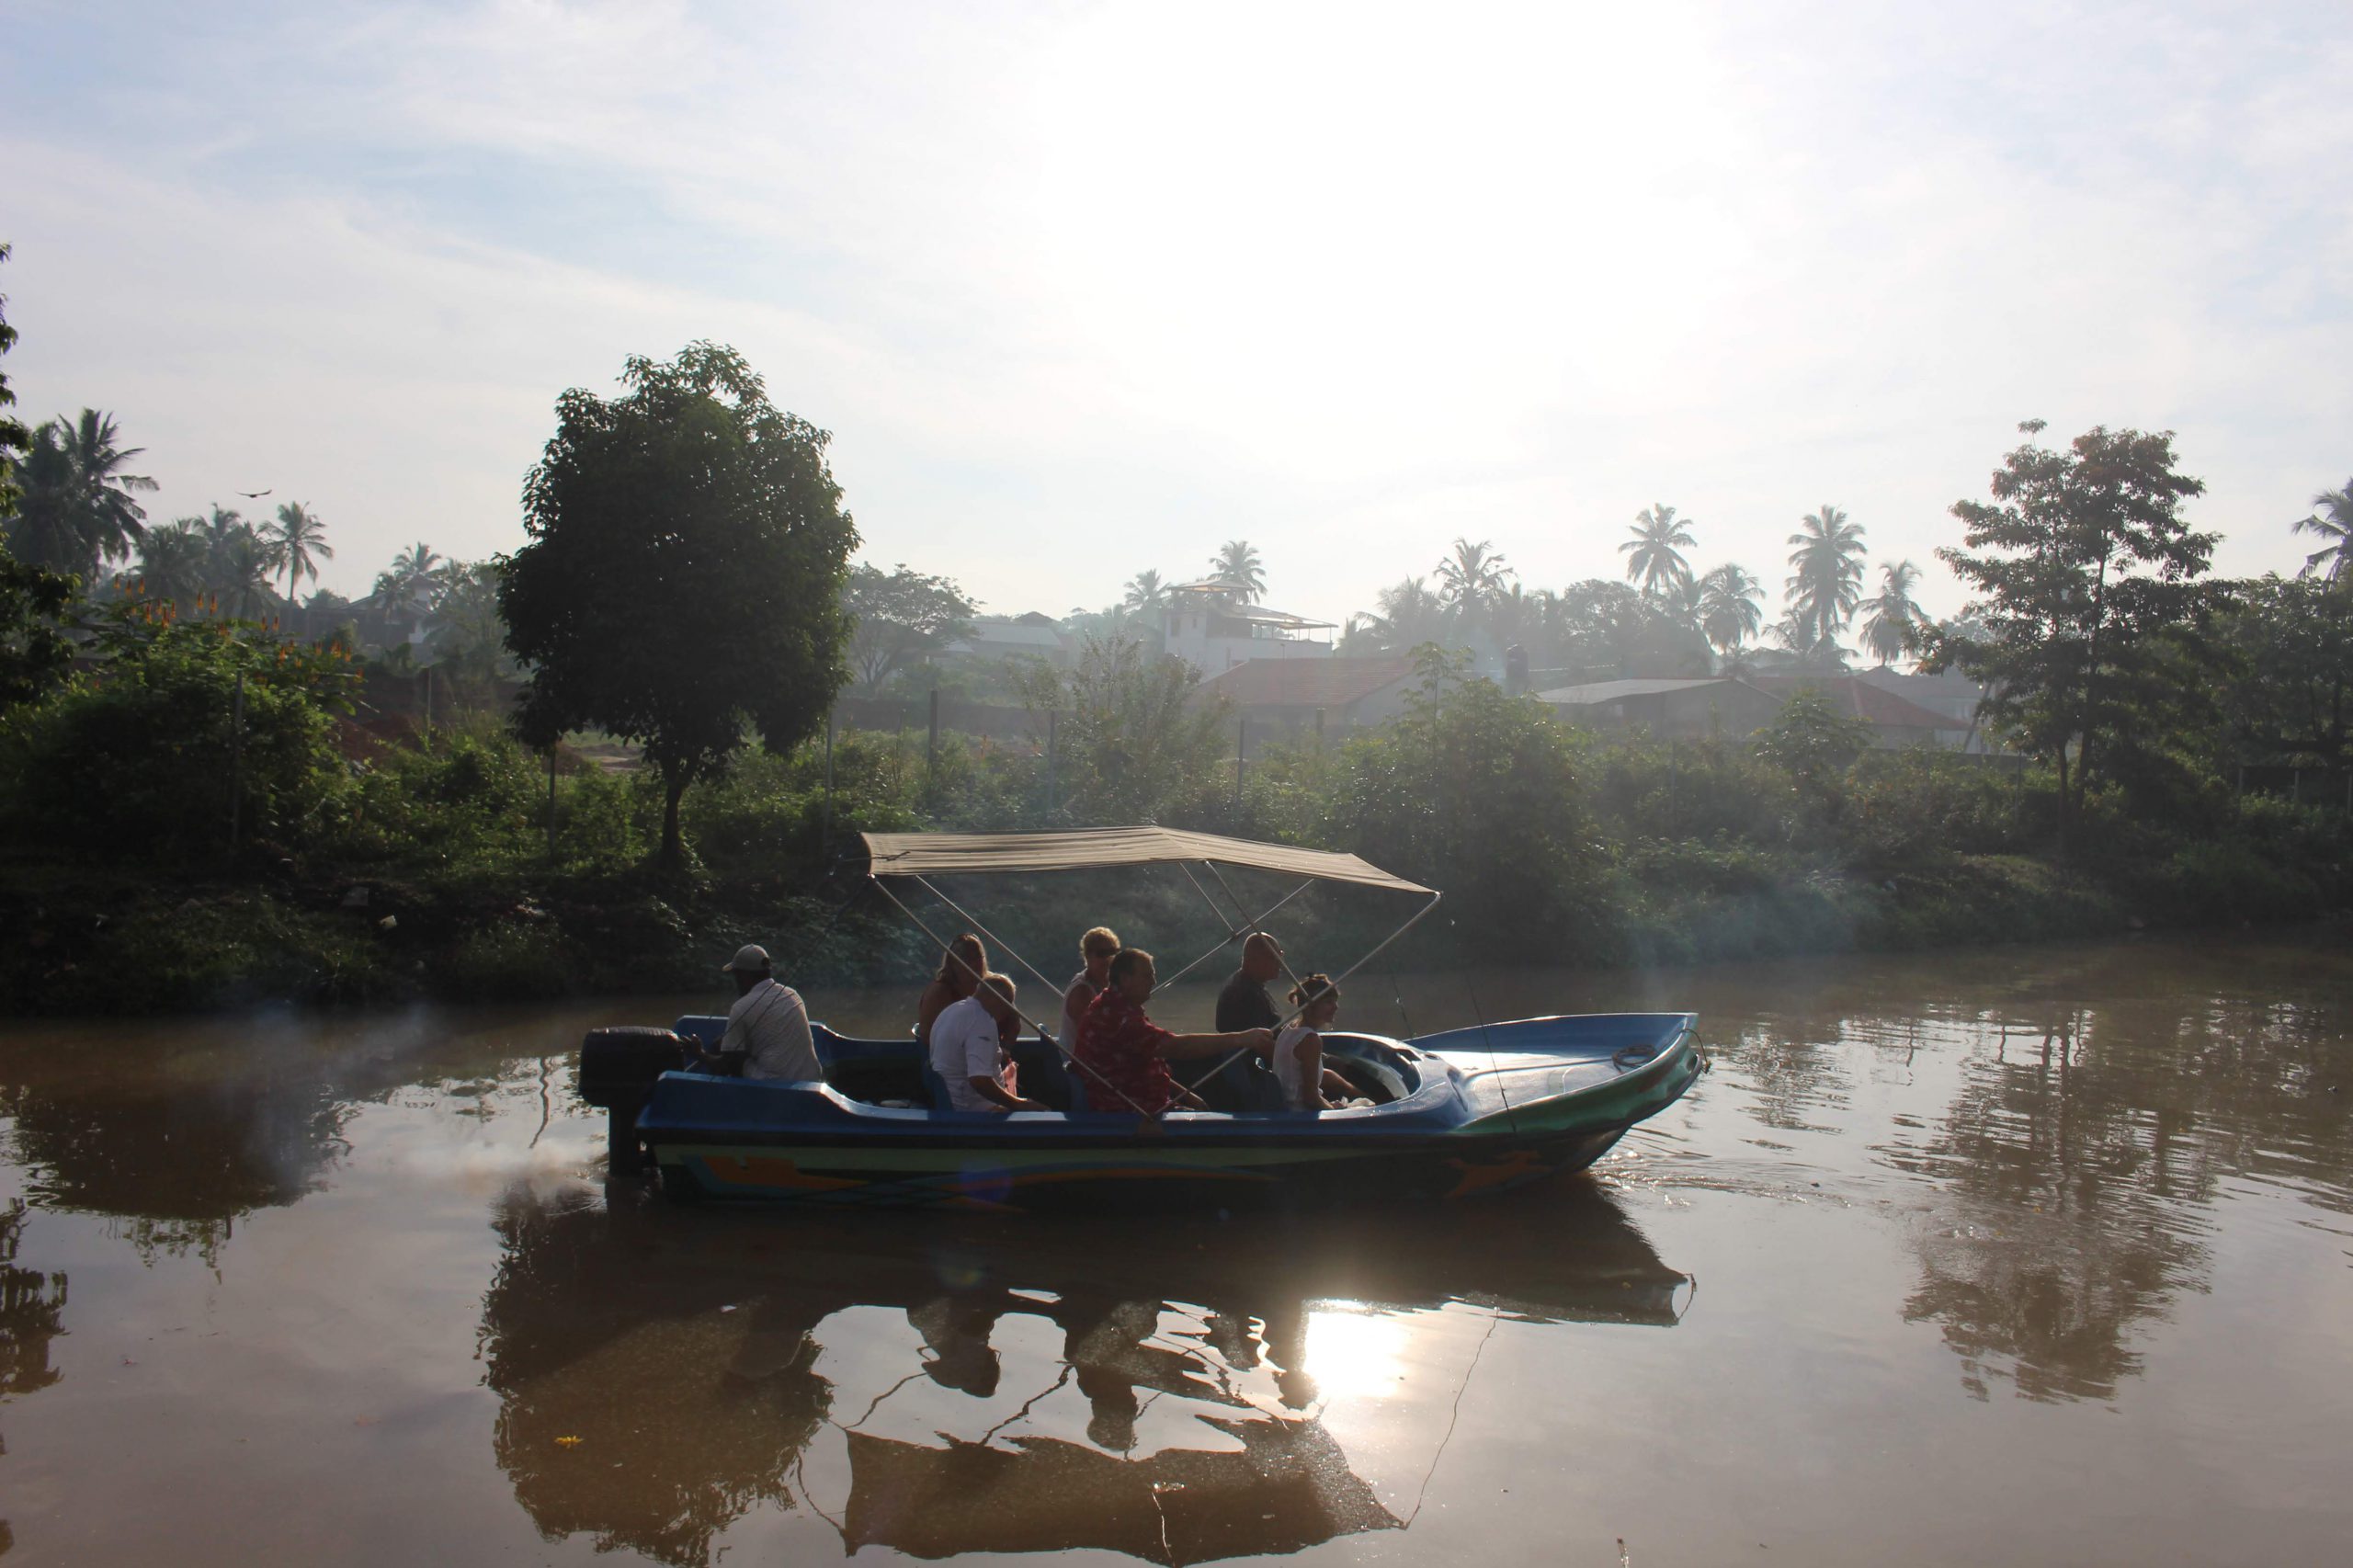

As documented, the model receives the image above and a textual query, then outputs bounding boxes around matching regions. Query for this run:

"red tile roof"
[1751,675,1960,731]
[1199,656,1419,709]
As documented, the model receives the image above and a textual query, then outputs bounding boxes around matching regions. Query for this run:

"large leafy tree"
[0,545,78,711]
[2294,480,2353,584]
[1211,539,1266,601]
[1859,559,1927,666]
[1547,579,1711,678]
[843,562,974,696]
[1784,504,1866,653]
[1620,503,1695,596]
[1014,636,1230,824]
[1926,422,2212,850]
[0,244,27,521]
[1698,562,1764,658]
[501,343,858,865]
[2217,574,2353,778]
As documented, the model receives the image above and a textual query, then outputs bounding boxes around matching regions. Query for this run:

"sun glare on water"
[1300,1302,1414,1403]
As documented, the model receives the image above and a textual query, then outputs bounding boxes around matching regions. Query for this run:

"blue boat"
[580,827,1702,1210]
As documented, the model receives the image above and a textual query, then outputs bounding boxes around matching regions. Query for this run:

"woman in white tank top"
[1276,974,1357,1111]
[1060,926,1121,1051]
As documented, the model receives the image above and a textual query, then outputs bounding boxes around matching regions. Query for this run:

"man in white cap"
[710,944,821,1082]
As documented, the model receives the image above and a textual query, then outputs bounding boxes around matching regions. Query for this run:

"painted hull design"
[635,1012,1702,1211]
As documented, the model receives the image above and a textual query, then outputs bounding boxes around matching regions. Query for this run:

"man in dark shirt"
[1215,931,1286,1033]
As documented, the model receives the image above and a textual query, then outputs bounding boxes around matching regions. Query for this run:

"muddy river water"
[2,933,2349,1566]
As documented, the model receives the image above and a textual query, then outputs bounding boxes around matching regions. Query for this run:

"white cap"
[722,944,771,973]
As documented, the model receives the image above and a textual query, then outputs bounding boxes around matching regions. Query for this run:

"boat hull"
[633,1013,1702,1211]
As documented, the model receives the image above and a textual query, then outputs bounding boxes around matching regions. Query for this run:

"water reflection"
[1,1199,68,1557]
[479,1183,1687,1565]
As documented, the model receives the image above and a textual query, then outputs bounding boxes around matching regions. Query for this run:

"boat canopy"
[861,826,1431,895]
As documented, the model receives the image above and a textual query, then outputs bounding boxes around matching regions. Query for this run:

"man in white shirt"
[929,973,1045,1113]
[710,944,822,1082]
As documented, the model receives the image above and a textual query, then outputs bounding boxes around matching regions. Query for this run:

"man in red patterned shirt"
[1074,948,1274,1116]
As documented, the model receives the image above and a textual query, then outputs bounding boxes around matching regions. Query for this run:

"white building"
[1162,580,1335,675]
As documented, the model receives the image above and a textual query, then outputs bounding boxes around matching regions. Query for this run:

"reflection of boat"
[480,1182,1688,1566]
[585,828,1703,1210]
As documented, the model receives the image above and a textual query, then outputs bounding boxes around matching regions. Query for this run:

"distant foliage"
[1017,636,1231,825]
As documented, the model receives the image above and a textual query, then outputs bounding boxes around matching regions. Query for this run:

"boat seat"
[919,1057,954,1111]
[1193,1051,1288,1113]
[1010,1037,1074,1112]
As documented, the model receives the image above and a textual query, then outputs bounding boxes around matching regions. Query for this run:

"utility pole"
[546,744,559,865]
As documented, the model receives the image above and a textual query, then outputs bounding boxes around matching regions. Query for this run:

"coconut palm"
[1211,540,1266,602]
[1434,538,1513,610]
[1620,504,1696,597]
[1349,575,1449,651]
[1121,568,1169,615]
[2295,480,2353,585]
[1859,559,1927,666]
[1698,562,1765,656]
[131,520,210,605]
[267,502,333,607]
[212,528,282,620]
[5,410,156,576]
[1785,504,1867,652]
[373,541,445,623]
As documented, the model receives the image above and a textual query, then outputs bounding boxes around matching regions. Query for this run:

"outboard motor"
[577,1027,686,1174]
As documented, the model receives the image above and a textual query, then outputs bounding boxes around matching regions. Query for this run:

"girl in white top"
[1274,974,1361,1111]
[1060,926,1121,1051]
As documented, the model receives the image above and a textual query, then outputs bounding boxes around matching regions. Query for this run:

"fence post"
[1045,708,1058,814]
[823,710,835,847]
[1235,717,1248,807]
[926,687,940,782]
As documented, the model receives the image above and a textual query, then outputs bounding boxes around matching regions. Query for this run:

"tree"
[1698,562,1764,658]
[500,342,858,865]
[2217,574,2353,778]
[267,502,333,610]
[1121,568,1169,615]
[843,562,974,696]
[6,411,157,578]
[131,521,210,606]
[1620,504,1696,596]
[1014,636,1230,824]
[1753,687,1874,793]
[1211,540,1266,601]
[373,540,443,624]
[1434,537,1514,610]
[1346,574,1449,652]
[2294,480,2353,585]
[0,244,27,524]
[0,544,79,711]
[1785,505,1866,653]
[1859,559,1927,666]
[1547,579,1711,678]
[1925,422,2212,851]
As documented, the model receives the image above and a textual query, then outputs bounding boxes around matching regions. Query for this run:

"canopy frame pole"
[1154,877,1318,989]
[1181,890,1445,1094]
[867,875,1154,1118]
[1200,859,1312,998]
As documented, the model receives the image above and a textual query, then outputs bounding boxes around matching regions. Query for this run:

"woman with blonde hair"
[1061,926,1120,1051]
[1274,974,1361,1111]
[915,932,988,1048]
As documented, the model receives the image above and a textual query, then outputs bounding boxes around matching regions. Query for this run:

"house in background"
[1163,580,1336,675]
[1752,675,1980,751]
[1532,677,1785,741]
[1854,666,1994,739]
[1197,655,1420,739]
[940,610,1071,666]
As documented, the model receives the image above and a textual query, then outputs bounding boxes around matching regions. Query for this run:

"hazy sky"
[5,1,2349,629]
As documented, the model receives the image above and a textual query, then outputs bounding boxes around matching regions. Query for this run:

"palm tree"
[373,541,444,624]
[1698,562,1764,656]
[5,410,156,576]
[267,502,333,608]
[1121,568,1169,614]
[213,528,282,620]
[1433,538,1513,609]
[2295,480,2353,585]
[1211,540,1266,602]
[131,520,210,605]
[1620,504,1697,596]
[1859,559,1927,666]
[1785,504,1867,652]
[1349,575,1448,651]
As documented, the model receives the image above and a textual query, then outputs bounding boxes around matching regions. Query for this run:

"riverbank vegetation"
[4,290,2352,1013]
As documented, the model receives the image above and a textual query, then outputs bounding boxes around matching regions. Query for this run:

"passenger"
[930,973,1047,1113]
[1074,948,1274,1116]
[915,933,988,1048]
[708,944,822,1081]
[1061,926,1121,1051]
[1273,974,1363,1111]
[1215,930,1286,1034]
